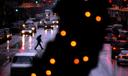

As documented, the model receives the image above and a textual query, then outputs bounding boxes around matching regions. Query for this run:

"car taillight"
[118,35,121,38]
[112,47,117,50]
[119,56,122,59]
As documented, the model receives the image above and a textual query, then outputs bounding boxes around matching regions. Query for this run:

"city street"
[1,0,128,76]
[0,28,128,76]
[0,28,58,76]
[90,44,128,76]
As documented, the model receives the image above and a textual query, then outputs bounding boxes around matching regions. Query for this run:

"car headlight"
[56,21,59,24]
[22,24,26,28]
[29,30,32,33]
[7,34,10,38]
[31,73,36,76]
[40,21,42,24]
[22,30,25,33]
[31,27,35,30]
[52,21,55,23]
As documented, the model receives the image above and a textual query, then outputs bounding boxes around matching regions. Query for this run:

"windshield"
[12,56,33,64]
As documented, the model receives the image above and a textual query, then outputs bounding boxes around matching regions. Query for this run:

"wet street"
[0,28,128,76]
[0,28,58,76]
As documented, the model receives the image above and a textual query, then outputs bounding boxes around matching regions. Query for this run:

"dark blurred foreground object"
[32,0,110,76]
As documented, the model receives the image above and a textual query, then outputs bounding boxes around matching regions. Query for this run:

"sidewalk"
[89,44,113,76]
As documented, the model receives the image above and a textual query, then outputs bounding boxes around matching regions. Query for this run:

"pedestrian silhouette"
[35,35,44,50]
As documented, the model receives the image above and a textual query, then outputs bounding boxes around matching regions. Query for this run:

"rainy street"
[0,28,58,76]
[0,27,128,76]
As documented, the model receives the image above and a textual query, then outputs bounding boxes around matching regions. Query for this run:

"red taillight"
[118,35,121,38]
[119,56,122,59]
[112,47,117,50]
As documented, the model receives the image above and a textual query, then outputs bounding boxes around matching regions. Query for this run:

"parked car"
[0,28,12,44]
[116,50,128,66]
[111,41,128,59]
[10,52,38,76]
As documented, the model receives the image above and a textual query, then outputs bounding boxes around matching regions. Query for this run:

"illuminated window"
[50,58,56,65]
[85,11,91,17]
[83,56,89,62]
[46,70,52,76]
[74,58,80,64]
[70,41,77,47]
[96,16,102,22]
[60,30,66,37]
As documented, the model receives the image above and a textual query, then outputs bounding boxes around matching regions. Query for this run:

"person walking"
[35,35,44,50]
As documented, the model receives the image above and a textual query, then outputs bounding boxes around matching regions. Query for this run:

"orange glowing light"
[112,47,117,50]
[83,56,89,62]
[74,58,80,64]
[96,16,101,22]
[85,11,91,17]
[60,30,66,36]
[71,41,77,47]
[46,70,52,76]
[50,58,56,65]
[31,73,36,76]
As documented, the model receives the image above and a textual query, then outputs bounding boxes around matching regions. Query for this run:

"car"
[21,23,36,36]
[51,14,59,28]
[116,50,128,66]
[0,28,12,44]
[44,9,53,20]
[25,23,36,33]
[43,19,54,30]
[21,29,32,36]
[10,52,38,76]
[111,41,128,59]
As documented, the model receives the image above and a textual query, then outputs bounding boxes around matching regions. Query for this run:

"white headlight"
[52,21,55,23]
[22,30,25,33]
[40,21,42,24]
[32,27,35,30]
[7,34,10,38]
[29,30,32,33]
[22,24,26,27]
[56,21,59,24]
